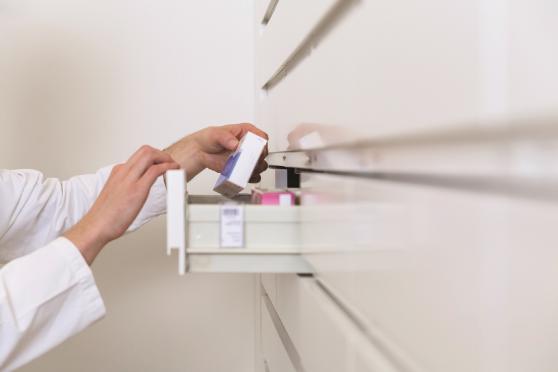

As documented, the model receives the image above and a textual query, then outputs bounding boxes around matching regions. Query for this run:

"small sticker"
[279,194,292,206]
[220,204,244,248]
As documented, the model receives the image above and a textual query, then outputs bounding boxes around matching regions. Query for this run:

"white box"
[213,132,268,198]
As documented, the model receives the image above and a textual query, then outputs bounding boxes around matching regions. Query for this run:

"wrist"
[64,217,110,265]
[164,140,205,181]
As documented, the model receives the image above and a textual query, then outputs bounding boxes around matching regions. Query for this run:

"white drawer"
[256,0,340,88]
[257,0,279,25]
[188,204,299,251]
[260,287,297,372]
[274,274,400,372]
[297,172,558,372]
[257,0,558,152]
[165,170,313,275]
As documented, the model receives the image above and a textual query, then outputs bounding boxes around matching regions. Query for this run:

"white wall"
[0,1,257,371]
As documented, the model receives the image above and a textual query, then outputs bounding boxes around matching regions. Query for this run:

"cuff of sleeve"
[127,175,167,232]
[54,237,106,328]
[1,237,106,331]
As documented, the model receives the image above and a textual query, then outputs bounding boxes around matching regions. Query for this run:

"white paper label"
[220,204,244,248]
[279,194,292,206]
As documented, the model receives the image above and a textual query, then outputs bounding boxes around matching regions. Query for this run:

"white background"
[0,0,258,371]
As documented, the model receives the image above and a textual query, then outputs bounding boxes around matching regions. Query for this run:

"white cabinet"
[256,0,341,89]
[254,0,558,371]
[165,170,312,275]
[260,274,404,372]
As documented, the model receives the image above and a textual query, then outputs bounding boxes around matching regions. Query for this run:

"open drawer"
[165,170,313,275]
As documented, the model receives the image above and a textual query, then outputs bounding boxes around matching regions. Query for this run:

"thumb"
[215,129,239,151]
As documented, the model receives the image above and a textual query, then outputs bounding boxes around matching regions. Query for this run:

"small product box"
[251,187,296,206]
[213,132,268,198]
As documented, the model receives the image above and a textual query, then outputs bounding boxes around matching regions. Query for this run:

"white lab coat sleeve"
[0,237,105,371]
[0,166,167,262]
[0,166,168,370]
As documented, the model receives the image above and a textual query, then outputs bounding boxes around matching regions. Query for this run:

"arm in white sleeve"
[0,238,105,371]
[0,166,168,370]
[0,166,167,263]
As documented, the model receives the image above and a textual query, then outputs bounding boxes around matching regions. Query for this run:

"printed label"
[220,204,244,248]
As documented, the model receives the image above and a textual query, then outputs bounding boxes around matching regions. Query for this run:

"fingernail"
[228,138,239,149]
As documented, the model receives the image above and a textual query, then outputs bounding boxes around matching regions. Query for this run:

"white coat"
[0,166,167,371]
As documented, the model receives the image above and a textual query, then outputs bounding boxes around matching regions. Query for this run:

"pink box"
[251,188,296,206]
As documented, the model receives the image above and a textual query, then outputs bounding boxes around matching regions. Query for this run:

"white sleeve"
[0,237,106,371]
[0,166,167,263]
[0,166,168,370]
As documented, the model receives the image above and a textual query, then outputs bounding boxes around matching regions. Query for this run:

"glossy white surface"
[298,172,558,372]
[256,0,340,88]
[256,0,558,152]
[274,275,401,372]
[260,291,303,372]
[260,291,297,372]
[255,0,558,371]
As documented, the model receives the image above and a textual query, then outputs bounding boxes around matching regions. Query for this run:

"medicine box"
[251,188,296,206]
[213,132,267,198]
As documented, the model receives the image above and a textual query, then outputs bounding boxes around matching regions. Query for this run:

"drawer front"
[189,220,298,250]
[257,0,558,152]
[261,291,297,372]
[187,204,300,251]
[298,172,558,372]
[257,0,278,25]
[257,0,484,151]
[273,274,401,372]
[256,0,340,89]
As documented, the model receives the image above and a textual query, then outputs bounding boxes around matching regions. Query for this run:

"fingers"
[254,159,269,175]
[127,145,176,179]
[201,153,230,173]
[213,128,240,151]
[239,123,269,140]
[221,123,269,161]
[139,161,180,190]
[249,159,268,183]
[204,124,269,155]
[222,123,269,141]
[249,174,262,183]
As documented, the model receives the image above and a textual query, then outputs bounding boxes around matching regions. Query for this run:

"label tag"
[220,204,244,248]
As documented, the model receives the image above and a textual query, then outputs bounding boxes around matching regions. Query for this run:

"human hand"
[164,123,269,182]
[65,146,179,264]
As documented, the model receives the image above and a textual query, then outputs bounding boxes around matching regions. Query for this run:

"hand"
[65,146,179,264]
[164,123,269,182]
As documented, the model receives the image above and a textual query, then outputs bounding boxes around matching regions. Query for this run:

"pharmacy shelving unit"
[168,0,558,371]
